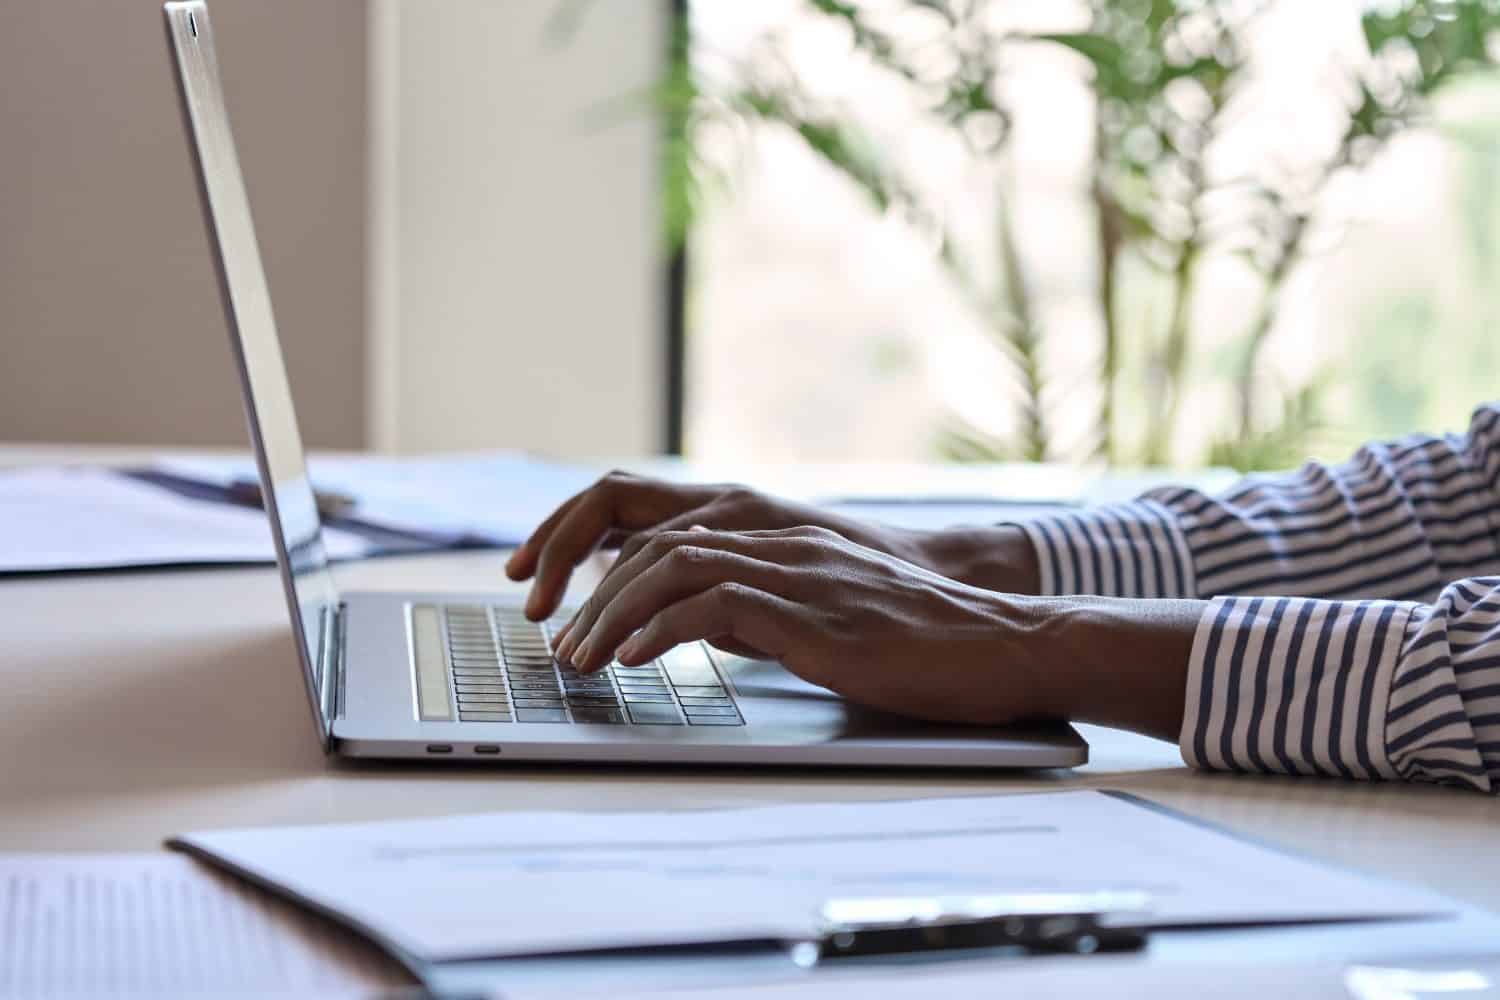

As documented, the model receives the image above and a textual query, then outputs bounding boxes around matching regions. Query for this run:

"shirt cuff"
[1017,500,1198,598]
[1176,594,1469,785]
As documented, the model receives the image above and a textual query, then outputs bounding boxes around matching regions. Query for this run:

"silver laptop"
[163,1,1087,769]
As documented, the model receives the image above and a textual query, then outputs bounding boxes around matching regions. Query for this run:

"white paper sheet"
[173,791,1450,963]
[0,467,371,573]
[0,853,411,997]
[535,959,1359,1000]
[577,960,1500,1000]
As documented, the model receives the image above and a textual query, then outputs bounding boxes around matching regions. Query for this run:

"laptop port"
[474,745,501,755]
[425,744,453,754]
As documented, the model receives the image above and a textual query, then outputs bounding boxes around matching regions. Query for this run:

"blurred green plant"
[581,0,1500,469]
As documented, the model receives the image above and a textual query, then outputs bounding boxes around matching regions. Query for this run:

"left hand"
[550,526,1059,726]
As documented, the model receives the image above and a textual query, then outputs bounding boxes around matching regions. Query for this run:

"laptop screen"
[165,1,339,745]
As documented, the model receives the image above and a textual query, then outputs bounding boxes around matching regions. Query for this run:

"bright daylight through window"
[680,0,1500,470]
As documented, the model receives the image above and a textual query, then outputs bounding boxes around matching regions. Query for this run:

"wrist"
[907,524,1041,595]
[1024,595,1202,741]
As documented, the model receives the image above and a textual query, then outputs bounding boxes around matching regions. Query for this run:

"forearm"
[1023,595,1201,742]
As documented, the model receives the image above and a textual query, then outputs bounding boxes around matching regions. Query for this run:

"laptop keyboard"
[441,604,745,727]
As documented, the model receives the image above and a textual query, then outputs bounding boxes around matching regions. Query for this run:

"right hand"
[505,472,910,621]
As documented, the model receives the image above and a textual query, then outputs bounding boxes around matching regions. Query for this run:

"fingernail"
[617,636,643,663]
[573,638,594,669]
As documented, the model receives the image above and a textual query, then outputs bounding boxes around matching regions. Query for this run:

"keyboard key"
[456,682,507,691]
[673,685,727,698]
[686,715,744,726]
[622,692,674,704]
[616,681,670,693]
[566,696,621,708]
[516,708,569,723]
[679,697,733,708]
[572,708,625,724]
[514,695,564,706]
[509,680,561,690]
[684,705,738,717]
[659,645,719,684]
[459,711,512,722]
[458,693,509,704]
[628,704,684,725]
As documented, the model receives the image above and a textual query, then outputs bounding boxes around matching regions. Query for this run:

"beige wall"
[369,0,665,457]
[0,0,367,448]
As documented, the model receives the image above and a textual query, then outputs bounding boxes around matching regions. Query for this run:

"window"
[677,0,1500,469]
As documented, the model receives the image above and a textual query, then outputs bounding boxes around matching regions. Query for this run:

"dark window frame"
[662,0,689,455]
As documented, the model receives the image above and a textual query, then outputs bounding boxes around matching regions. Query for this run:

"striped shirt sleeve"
[1016,402,1500,789]
[1180,581,1500,790]
[1020,403,1500,603]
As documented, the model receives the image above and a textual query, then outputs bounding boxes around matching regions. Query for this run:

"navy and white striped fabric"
[1019,403,1500,790]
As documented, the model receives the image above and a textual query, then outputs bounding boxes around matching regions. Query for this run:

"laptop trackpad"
[721,656,1032,742]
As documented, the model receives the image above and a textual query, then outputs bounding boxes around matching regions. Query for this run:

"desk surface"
[1,449,1497,926]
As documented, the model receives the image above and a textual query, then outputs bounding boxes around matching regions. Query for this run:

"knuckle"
[668,544,715,569]
[599,470,634,493]
[645,532,677,556]
[723,486,759,507]
[711,581,749,607]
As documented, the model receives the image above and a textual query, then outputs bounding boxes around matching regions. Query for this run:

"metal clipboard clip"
[795,890,1153,966]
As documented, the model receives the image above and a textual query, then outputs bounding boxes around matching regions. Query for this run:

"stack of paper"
[0,467,373,574]
[155,452,599,548]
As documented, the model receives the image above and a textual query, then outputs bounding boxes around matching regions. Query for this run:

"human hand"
[505,472,924,621]
[549,525,1058,725]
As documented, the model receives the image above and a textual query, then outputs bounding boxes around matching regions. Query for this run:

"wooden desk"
[5,542,1499,904]
[2,448,1499,988]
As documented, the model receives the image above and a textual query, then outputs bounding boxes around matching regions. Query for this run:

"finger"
[524,474,695,620]
[557,529,815,663]
[615,583,806,667]
[600,493,810,585]
[600,506,732,588]
[570,546,801,672]
[505,489,589,581]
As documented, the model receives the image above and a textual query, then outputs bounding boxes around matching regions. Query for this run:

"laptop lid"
[164,1,340,749]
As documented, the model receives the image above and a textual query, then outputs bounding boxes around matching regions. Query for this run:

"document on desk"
[0,467,373,573]
[156,452,598,547]
[567,960,1360,1000]
[171,790,1451,964]
[0,853,410,996]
